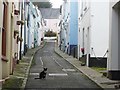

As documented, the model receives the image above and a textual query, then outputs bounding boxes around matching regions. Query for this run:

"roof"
[39,8,60,19]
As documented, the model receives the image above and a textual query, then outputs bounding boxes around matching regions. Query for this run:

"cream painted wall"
[5,2,13,76]
[13,1,20,58]
[0,1,3,81]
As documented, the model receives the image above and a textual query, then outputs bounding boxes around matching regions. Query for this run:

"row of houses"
[0,0,45,82]
[59,0,120,80]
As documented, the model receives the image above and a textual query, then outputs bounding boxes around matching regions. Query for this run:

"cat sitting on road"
[35,67,47,79]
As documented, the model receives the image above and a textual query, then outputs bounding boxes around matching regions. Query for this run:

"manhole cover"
[62,69,76,72]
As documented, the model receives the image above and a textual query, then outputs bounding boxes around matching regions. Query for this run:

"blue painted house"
[26,1,44,49]
[59,0,78,57]
[69,1,78,57]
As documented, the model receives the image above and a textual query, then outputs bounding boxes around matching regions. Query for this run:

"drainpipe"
[24,2,26,55]
[19,2,23,60]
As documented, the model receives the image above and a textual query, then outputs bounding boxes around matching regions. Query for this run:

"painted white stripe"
[54,59,63,68]
[30,73,39,75]
[53,57,63,67]
[40,57,43,66]
[62,69,76,72]
[49,73,68,76]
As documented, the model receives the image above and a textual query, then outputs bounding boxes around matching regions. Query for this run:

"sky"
[50,0,63,8]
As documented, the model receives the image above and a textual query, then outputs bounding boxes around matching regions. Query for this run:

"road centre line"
[54,59,63,68]
[40,57,43,67]
[52,56,64,68]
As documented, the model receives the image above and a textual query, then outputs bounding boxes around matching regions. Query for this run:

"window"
[37,22,40,28]
[2,2,8,61]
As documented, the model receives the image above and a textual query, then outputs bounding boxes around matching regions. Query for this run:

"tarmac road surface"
[25,41,102,90]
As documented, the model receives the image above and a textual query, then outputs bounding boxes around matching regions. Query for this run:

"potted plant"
[18,37,23,42]
[14,9,20,15]
[14,30,19,38]
[17,20,25,25]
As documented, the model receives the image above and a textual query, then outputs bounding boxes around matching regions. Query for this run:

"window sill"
[1,55,8,62]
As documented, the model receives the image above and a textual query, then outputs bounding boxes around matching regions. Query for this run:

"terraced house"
[78,0,109,67]
[27,2,45,49]
[59,0,78,58]
[0,0,45,84]
[0,0,22,82]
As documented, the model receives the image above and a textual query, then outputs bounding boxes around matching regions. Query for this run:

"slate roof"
[39,8,60,19]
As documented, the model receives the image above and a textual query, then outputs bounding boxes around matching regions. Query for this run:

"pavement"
[54,43,120,90]
[21,42,46,89]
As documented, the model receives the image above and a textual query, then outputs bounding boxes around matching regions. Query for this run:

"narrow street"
[1,0,120,89]
[25,40,102,90]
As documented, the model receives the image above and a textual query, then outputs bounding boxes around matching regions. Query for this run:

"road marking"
[62,69,76,72]
[30,73,39,75]
[49,73,68,76]
[52,57,63,67]
[54,59,63,68]
[40,57,43,67]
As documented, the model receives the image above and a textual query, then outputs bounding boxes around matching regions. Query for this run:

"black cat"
[35,67,47,79]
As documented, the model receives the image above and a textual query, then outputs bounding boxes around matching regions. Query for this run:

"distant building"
[40,8,60,33]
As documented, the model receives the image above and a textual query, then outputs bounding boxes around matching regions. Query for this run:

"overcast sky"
[50,0,63,8]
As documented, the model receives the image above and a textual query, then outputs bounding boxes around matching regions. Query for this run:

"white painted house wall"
[107,0,120,80]
[108,0,120,71]
[90,2,109,57]
[78,1,109,57]
[45,19,60,33]
[78,1,109,66]
[78,1,90,58]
